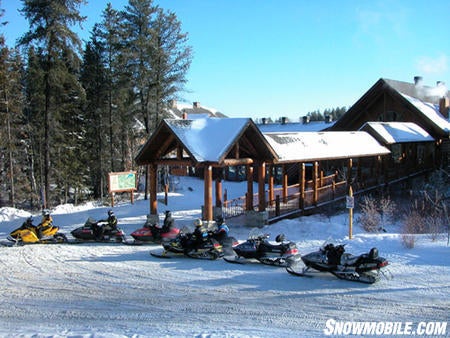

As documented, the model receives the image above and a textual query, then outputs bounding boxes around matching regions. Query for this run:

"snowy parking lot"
[0,177,448,337]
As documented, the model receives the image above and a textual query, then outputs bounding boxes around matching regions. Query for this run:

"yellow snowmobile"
[8,216,67,244]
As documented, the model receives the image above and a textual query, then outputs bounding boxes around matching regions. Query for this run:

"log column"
[268,165,274,206]
[204,165,213,221]
[149,164,158,215]
[299,163,305,210]
[258,162,266,211]
[246,165,254,210]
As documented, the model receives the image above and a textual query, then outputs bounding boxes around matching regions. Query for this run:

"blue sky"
[2,0,449,121]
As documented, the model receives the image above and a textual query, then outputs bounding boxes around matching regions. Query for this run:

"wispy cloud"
[416,54,448,75]
[354,2,409,46]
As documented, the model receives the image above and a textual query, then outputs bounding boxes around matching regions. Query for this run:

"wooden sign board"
[108,171,137,193]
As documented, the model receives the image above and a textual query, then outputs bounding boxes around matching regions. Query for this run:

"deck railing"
[221,166,433,221]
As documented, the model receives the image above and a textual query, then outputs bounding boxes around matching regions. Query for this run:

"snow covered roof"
[165,101,227,119]
[263,131,390,163]
[360,122,435,145]
[399,93,450,133]
[136,118,391,166]
[257,121,334,133]
[165,118,256,162]
[135,118,277,165]
[330,78,450,138]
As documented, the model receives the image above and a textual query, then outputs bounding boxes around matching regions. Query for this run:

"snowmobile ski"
[150,250,179,259]
[222,255,252,264]
[285,266,314,278]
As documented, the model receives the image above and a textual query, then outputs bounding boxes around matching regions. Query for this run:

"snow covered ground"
[0,176,449,337]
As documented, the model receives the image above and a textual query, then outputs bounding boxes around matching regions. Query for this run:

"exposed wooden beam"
[154,134,175,158]
[221,158,253,166]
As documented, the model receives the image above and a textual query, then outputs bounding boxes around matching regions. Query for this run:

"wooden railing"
[221,164,434,221]
[222,173,348,219]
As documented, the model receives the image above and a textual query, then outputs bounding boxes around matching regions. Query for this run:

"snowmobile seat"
[369,247,378,259]
[340,253,359,266]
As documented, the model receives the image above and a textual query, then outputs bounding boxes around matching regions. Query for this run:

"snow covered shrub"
[401,209,424,248]
[358,195,396,232]
[359,195,381,232]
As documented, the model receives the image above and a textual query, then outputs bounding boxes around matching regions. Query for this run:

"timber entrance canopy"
[135,118,278,166]
[134,118,391,220]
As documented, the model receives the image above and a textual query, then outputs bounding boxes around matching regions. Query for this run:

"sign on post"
[108,171,137,206]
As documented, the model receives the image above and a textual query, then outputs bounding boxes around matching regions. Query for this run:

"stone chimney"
[193,102,201,108]
[281,117,287,125]
[302,115,310,124]
[261,117,267,125]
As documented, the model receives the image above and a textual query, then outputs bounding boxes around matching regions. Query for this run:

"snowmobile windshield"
[180,225,193,234]
[86,217,97,225]
[248,228,269,240]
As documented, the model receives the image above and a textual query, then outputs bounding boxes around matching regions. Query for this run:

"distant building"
[165,100,227,119]
[328,77,450,168]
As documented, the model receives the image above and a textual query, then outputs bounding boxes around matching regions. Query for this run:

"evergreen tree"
[0,2,31,208]
[80,29,109,198]
[94,4,129,174]
[18,0,86,207]
[121,0,192,134]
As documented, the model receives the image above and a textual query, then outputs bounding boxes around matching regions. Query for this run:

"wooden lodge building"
[135,77,450,225]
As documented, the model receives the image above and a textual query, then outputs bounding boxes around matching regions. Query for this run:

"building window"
[386,111,402,122]
[391,144,403,163]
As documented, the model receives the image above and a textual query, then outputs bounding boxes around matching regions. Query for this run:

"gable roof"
[263,131,390,163]
[330,78,450,137]
[135,118,277,166]
[360,122,434,145]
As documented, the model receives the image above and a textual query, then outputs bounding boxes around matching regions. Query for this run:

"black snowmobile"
[71,217,126,243]
[223,230,301,266]
[151,227,224,260]
[286,243,389,284]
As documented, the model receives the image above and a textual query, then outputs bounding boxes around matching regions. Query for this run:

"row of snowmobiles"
[150,226,390,284]
[4,211,390,284]
[5,212,176,246]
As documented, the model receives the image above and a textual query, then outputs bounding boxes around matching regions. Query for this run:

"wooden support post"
[215,178,222,208]
[313,161,318,205]
[149,164,157,215]
[282,164,288,204]
[299,163,305,210]
[347,158,353,188]
[164,184,169,205]
[204,165,213,221]
[268,165,274,206]
[246,165,254,210]
[348,185,354,240]
[258,162,266,211]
